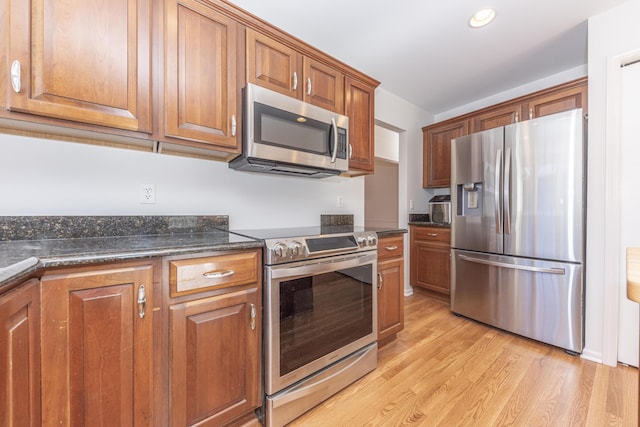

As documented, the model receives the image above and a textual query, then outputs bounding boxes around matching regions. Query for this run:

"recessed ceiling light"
[469,8,496,28]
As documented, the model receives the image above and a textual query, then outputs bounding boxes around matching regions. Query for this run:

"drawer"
[377,234,404,261]
[412,226,450,243]
[169,250,259,297]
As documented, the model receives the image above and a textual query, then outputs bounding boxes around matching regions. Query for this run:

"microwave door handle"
[330,117,338,163]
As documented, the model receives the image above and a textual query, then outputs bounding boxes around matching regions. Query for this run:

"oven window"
[279,265,373,376]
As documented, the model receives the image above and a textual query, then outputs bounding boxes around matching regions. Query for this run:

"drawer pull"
[11,60,21,93]
[385,245,398,251]
[137,285,146,319]
[377,272,383,290]
[250,304,256,330]
[427,233,439,237]
[203,269,235,279]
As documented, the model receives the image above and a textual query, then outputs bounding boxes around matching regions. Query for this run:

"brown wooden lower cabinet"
[40,262,156,426]
[1,248,263,426]
[169,287,261,426]
[376,234,405,344]
[166,249,262,426]
[410,225,451,298]
[0,279,41,427]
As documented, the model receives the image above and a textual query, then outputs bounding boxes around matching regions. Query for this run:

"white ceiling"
[230,0,630,114]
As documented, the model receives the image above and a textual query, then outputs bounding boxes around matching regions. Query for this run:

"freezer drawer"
[451,249,584,353]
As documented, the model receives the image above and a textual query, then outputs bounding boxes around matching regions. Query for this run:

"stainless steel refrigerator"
[450,109,585,353]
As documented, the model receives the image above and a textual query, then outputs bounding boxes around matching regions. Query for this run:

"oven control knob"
[357,236,367,247]
[367,235,377,246]
[272,242,288,259]
[289,241,303,258]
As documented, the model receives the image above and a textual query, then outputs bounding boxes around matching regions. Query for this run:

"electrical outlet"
[409,200,414,210]
[140,184,156,204]
[337,195,343,208]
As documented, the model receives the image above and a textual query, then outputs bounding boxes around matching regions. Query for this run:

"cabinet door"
[411,241,451,296]
[164,0,240,149]
[377,258,404,342]
[345,76,375,173]
[246,28,301,98]
[7,0,151,131]
[169,287,261,426]
[524,79,587,119]
[471,102,522,132]
[0,279,40,427]
[303,57,344,113]
[423,119,468,188]
[41,264,154,427]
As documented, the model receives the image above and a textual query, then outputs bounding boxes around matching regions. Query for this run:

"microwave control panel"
[336,128,348,159]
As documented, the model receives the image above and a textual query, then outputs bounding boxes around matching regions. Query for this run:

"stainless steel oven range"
[234,227,378,426]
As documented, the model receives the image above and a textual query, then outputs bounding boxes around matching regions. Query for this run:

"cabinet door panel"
[413,242,450,295]
[303,57,344,113]
[7,0,151,131]
[345,76,375,172]
[0,279,40,427]
[246,29,301,98]
[525,82,587,119]
[41,265,154,427]
[423,120,468,188]
[471,102,522,132]
[165,0,239,148]
[170,287,260,426]
[378,258,404,341]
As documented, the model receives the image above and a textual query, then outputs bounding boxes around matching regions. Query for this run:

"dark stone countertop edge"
[0,235,263,295]
[374,228,408,236]
[408,221,451,228]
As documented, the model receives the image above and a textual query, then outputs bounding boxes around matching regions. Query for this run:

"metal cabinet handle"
[250,304,256,330]
[377,272,383,289]
[529,108,533,120]
[515,111,519,122]
[385,245,398,251]
[137,285,146,319]
[231,115,236,137]
[293,72,298,90]
[349,143,353,159]
[10,60,21,93]
[307,77,312,96]
[427,233,438,237]
[203,269,235,279]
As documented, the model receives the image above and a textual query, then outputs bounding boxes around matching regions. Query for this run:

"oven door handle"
[268,252,377,280]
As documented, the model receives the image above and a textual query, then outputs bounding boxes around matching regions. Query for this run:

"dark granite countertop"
[0,216,261,294]
[0,215,407,294]
[408,221,451,228]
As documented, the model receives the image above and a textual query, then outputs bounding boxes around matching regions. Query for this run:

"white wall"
[0,133,364,229]
[375,87,432,295]
[585,0,640,363]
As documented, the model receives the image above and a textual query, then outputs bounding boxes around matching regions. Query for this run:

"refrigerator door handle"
[459,254,566,275]
[504,147,512,235]
[495,148,502,234]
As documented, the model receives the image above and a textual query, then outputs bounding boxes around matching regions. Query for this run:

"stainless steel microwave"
[229,83,349,178]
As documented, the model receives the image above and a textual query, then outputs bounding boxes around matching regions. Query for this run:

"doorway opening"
[365,126,400,228]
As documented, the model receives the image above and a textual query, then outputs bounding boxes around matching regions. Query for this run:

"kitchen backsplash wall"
[0,133,364,229]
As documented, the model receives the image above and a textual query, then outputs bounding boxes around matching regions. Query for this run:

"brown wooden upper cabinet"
[345,77,375,173]
[246,28,344,114]
[423,77,587,188]
[423,118,468,188]
[164,0,241,152]
[6,0,152,132]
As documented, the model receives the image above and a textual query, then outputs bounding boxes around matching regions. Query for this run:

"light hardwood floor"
[286,290,638,426]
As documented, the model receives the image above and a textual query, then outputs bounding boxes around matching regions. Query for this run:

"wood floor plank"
[287,291,638,427]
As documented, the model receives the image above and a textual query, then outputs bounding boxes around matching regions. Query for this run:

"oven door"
[265,251,377,395]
